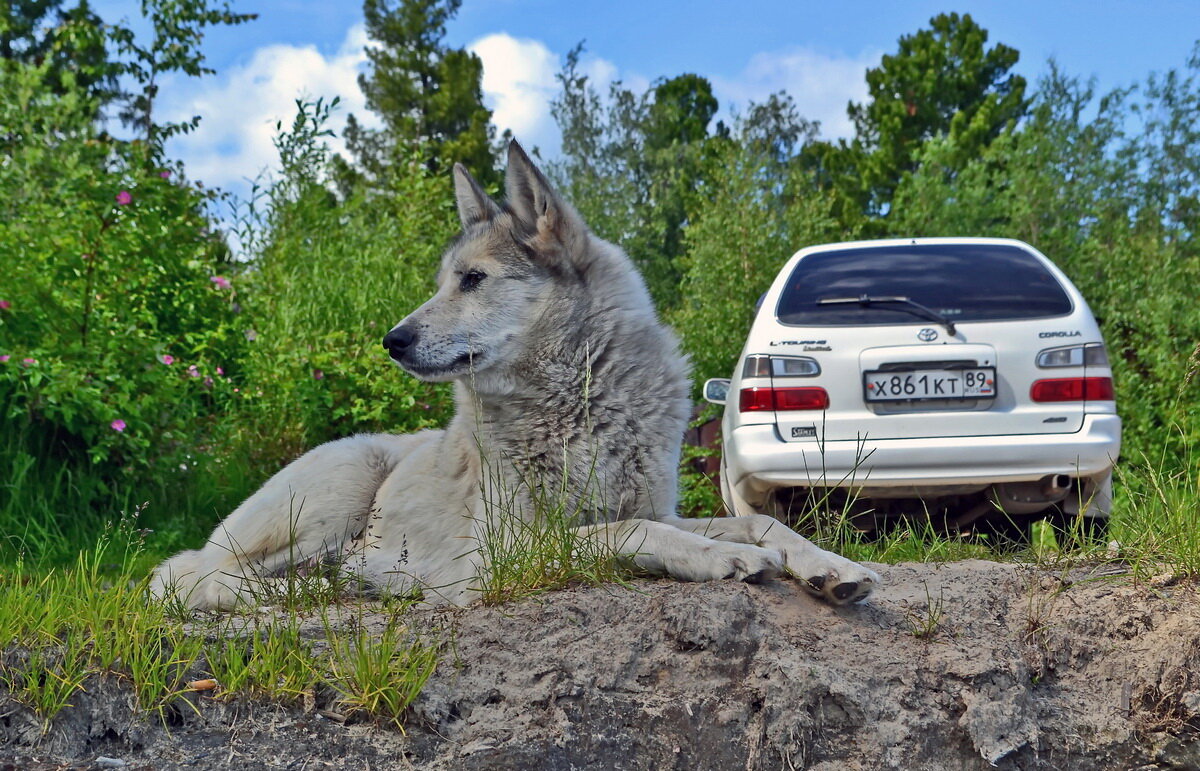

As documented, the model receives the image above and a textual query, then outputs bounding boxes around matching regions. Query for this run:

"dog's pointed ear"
[505,140,586,250]
[453,163,501,228]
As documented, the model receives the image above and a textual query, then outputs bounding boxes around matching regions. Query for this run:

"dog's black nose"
[382,327,416,358]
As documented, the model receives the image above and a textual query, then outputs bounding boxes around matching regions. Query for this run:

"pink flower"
[203,376,214,388]
[187,365,200,378]
[0,355,9,363]
[21,358,36,367]
[111,419,126,432]
[210,275,231,290]
[159,170,171,179]
[115,190,132,206]
[0,300,10,311]
[216,366,224,376]
[160,354,175,365]
[312,369,324,380]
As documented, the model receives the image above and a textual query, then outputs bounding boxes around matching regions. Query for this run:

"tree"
[644,73,718,150]
[111,0,255,157]
[803,12,1028,218]
[741,92,817,165]
[670,136,843,387]
[0,0,118,105]
[340,0,496,189]
[550,49,730,309]
[0,0,59,61]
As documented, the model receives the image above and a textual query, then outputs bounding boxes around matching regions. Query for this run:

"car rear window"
[775,243,1074,326]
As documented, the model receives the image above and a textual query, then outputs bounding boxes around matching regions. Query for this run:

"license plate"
[863,367,996,402]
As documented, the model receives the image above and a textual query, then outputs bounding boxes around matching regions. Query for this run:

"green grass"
[1110,440,1200,580]
[324,612,439,726]
[0,526,440,731]
[473,450,635,605]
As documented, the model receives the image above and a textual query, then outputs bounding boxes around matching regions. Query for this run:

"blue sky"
[91,0,1200,203]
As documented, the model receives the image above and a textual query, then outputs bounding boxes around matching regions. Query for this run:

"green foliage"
[551,49,737,310]
[224,98,457,473]
[340,0,496,189]
[548,46,647,267]
[0,59,244,551]
[1,0,118,104]
[2,1,1200,583]
[804,12,1028,219]
[0,0,61,59]
[110,0,256,151]
[670,138,844,387]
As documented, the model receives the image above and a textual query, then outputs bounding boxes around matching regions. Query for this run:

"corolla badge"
[917,328,939,342]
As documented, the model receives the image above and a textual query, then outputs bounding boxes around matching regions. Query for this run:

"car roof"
[792,236,1041,256]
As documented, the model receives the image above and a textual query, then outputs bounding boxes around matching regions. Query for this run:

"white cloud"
[713,47,880,139]
[469,33,559,153]
[469,34,636,158]
[159,24,375,198]
[155,25,872,209]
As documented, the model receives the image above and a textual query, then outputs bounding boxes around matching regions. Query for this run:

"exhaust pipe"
[1041,474,1072,498]
[989,475,1074,515]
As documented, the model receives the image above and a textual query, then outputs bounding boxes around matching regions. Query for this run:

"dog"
[151,141,879,610]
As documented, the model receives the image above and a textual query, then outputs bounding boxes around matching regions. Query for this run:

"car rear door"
[766,240,1100,443]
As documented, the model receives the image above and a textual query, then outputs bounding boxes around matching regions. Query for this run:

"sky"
[90,0,1200,207]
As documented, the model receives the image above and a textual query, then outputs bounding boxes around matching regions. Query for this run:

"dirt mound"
[4,560,1200,770]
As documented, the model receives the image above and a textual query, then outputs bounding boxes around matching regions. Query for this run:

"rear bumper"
[726,414,1121,493]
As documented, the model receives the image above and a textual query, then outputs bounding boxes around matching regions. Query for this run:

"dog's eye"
[459,270,486,292]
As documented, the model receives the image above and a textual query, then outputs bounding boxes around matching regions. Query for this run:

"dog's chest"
[480,394,647,520]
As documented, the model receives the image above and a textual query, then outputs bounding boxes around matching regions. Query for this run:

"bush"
[0,62,245,554]
[212,99,458,479]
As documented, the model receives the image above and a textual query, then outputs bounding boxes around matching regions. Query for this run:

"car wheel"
[720,457,767,517]
[1083,471,1114,519]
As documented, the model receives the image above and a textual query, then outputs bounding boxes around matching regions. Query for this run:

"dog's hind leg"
[574,519,785,584]
[152,432,434,610]
[659,514,879,605]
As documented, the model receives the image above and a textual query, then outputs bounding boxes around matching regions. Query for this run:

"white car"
[704,237,1121,534]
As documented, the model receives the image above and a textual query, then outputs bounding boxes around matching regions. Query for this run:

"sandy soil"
[3,559,1200,770]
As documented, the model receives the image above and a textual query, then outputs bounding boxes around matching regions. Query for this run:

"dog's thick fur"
[152,142,879,610]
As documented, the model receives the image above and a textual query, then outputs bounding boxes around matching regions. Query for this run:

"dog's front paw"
[798,562,880,606]
[721,545,785,584]
[678,542,784,584]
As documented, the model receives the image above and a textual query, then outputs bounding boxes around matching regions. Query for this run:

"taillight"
[739,386,830,412]
[1036,343,1108,368]
[1030,377,1114,402]
[742,354,821,378]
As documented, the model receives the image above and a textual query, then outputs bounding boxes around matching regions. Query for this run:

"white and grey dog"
[152,141,879,610]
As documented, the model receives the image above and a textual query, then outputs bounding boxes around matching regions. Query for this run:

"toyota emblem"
[918,328,939,342]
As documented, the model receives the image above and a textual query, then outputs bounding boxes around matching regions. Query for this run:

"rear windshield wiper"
[817,294,957,336]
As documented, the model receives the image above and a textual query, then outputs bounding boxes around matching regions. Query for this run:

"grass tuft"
[473,439,634,605]
[324,612,439,726]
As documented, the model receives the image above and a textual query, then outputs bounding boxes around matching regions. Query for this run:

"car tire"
[720,456,767,517]
[1083,471,1114,519]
